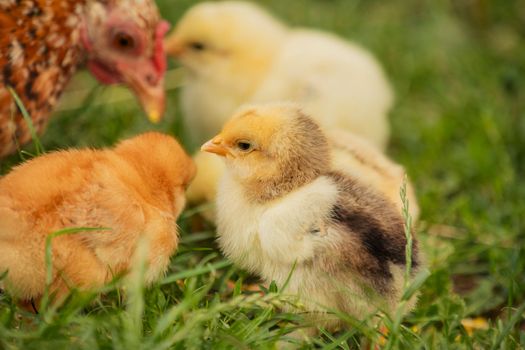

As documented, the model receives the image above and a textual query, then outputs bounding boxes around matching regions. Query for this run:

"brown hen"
[0,0,170,158]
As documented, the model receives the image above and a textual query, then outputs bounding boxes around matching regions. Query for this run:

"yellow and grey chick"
[202,103,421,330]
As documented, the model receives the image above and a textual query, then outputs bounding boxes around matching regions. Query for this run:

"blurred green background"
[1,0,524,348]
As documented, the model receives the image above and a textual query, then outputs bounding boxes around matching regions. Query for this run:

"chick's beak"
[164,36,185,57]
[201,137,229,157]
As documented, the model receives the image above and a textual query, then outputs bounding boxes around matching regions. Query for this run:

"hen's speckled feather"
[0,0,86,157]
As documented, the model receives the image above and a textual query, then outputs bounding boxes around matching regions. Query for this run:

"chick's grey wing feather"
[326,172,418,292]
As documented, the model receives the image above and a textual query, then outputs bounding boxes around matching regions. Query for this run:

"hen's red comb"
[153,20,170,75]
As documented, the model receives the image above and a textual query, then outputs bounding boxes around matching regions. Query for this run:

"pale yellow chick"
[166,1,395,214]
[202,103,421,331]
[167,1,393,149]
[0,132,195,306]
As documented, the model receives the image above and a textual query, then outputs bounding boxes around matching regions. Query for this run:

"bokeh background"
[1,0,524,348]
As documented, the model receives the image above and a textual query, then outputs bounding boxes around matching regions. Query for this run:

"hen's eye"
[188,41,206,51]
[236,140,253,152]
[113,32,135,50]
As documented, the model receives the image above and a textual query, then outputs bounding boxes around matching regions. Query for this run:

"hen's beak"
[118,60,166,123]
[140,80,165,124]
[201,136,229,157]
[124,70,166,124]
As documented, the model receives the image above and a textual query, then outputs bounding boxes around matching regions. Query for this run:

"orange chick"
[0,132,195,306]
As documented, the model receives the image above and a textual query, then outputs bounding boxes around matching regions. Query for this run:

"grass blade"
[7,86,44,156]
[160,260,232,285]
[40,227,110,311]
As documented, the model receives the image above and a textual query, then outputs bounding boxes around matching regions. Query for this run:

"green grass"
[1,0,524,348]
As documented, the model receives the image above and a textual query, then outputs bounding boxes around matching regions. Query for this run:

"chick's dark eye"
[236,140,253,152]
[188,41,206,51]
[113,32,135,50]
